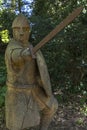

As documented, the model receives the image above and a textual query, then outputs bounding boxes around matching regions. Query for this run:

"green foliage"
[80,104,87,116]
[30,0,87,97]
[0,54,7,107]
[0,85,7,107]
[0,30,9,43]
[0,54,6,85]
[0,9,16,43]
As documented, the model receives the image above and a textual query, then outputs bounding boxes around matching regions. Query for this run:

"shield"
[36,50,52,97]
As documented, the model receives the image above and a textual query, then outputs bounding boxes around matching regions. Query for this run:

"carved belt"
[6,80,37,89]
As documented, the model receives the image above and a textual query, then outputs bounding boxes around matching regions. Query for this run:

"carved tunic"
[5,39,58,130]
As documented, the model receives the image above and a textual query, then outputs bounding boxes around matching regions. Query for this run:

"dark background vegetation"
[0,0,87,129]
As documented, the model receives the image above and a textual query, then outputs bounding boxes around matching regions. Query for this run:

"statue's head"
[12,14,30,44]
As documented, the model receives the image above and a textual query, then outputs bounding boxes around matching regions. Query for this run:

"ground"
[0,95,87,130]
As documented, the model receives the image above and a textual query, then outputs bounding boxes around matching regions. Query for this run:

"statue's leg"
[39,102,58,130]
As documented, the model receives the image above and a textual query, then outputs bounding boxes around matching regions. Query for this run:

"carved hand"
[21,48,30,56]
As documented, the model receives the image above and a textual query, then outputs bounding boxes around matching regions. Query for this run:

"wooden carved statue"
[5,7,83,130]
[5,14,58,130]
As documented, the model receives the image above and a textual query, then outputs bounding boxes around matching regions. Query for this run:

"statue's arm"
[11,48,23,63]
[11,48,31,63]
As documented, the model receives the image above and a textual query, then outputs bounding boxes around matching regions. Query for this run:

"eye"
[13,27,20,31]
[23,27,29,32]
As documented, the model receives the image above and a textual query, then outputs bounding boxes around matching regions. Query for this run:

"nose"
[20,28,24,35]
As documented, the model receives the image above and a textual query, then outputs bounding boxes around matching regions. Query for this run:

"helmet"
[12,14,30,28]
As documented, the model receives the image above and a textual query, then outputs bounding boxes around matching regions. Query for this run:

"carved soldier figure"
[5,14,58,130]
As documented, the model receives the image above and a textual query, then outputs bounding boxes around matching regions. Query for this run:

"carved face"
[13,26,30,44]
[12,14,30,44]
